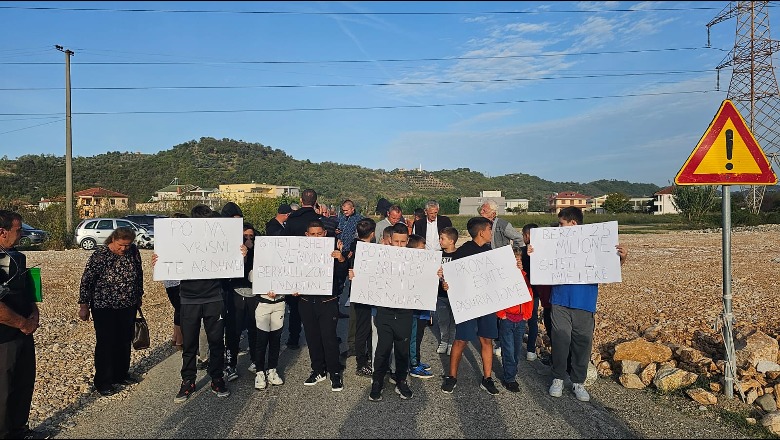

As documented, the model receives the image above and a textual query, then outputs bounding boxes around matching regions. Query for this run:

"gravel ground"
[20,226,780,438]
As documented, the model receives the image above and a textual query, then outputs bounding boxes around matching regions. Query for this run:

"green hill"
[0,137,659,212]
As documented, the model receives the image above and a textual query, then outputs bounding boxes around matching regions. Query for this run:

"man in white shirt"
[412,200,452,251]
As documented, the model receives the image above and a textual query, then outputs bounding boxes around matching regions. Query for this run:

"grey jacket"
[491,217,523,250]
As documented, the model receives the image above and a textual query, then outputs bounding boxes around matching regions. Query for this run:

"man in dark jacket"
[0,210,40,439]
[265,204,292,236]
[282,189,322,349]
[412,200,453,252]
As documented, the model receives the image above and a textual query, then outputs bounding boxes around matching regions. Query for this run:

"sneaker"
[419,362,432,371]
[409,365,434,379]
[573,383,591,402]
[436,342,448,354]
[395,380,414,399]
[494,346,502,357]
[211,378,230,398]
[254,371,267,390]
[368,380,383,401]
[267,368,284,386]
[446,344,452,356]
[224,366,239,382]
[247,362,257,373]
[174,380,195,403]
[304,371,327,386]
[480,377,500,395]
[386,372,397,385]
[502,380,520,393]
[526,351,538,361]
[196,359,209,370]
[331,372,344,391]
[549,378,564,397]
[441,376,457,393]
[355,365,373,377]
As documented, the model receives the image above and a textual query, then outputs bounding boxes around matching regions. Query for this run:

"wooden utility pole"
[55,45,74,245]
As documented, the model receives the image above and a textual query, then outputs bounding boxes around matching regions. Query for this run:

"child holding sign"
[532,207,627,402]
[440,217,501,396]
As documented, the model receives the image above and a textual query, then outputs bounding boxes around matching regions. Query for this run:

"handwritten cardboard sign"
[441,245,531,324]
[350,242,441,310]
[529,221,621,285]
[253,236,335,295]
[153,218,244,281]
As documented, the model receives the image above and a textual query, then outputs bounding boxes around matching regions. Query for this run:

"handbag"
[133,308,150,350]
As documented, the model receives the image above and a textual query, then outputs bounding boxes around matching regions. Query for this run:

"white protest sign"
[441,245,531,324]
[153,217,244,281]
[350,242,441,311]
[530,221,621,285]
[252,236,335,295]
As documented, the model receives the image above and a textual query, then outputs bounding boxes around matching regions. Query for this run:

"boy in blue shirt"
[536,207,627,402]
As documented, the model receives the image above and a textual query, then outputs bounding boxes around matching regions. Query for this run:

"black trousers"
[224,291,260,368]
[298,297,341,375]
[165,285,181,326]
[0,335,35,439]
[255,329,282,371]
[285,296,302,346]
[354,303,373,368]
[180,300,225,382]
[91,307,135,391]
[372,309,413,383]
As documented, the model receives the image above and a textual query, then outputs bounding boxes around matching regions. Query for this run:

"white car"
[74,218,151,250]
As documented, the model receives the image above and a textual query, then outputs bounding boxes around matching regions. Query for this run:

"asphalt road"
[54,301,749,439]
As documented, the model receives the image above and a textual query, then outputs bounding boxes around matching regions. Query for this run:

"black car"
[20,223,48,247]
[122,214,168,237]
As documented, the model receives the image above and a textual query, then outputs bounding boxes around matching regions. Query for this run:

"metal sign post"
[721,186,735,400]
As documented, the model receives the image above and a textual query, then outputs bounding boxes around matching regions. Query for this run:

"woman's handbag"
[133,308,150,350]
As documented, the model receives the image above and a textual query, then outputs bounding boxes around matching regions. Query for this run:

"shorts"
[455,313,498,341]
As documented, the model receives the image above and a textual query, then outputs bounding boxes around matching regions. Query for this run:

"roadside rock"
[762,411,780,435]
[686,388,717,405]
[756,394,778,412]
[639,363,657,387]
[613,338,673,365]
[653,367,698,392]
[619,373,646,389]
[736,330,778,368]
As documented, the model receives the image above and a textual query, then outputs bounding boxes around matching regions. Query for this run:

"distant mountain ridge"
[0,137,660,211]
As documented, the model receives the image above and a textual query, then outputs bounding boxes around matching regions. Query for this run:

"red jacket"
[496,270,534,321]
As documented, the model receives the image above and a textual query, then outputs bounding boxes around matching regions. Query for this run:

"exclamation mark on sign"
[725,129,734,170]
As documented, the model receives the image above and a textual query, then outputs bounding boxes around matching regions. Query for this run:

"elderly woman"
[78,227,144,396]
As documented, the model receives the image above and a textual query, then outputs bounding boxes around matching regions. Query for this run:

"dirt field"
[19,225,780,431]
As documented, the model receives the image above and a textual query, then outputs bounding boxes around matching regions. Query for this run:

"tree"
[602,193,631,213]
[672,185,718,223]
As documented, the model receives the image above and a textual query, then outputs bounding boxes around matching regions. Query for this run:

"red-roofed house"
[653,186,679,215]
[75,187,129,218]
[548,191,591,214]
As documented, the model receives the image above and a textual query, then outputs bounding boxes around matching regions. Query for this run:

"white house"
[654,186,679,215]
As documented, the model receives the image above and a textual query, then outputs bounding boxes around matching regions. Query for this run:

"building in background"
[459,190,506,215]
[136,182,219,211]
[505,198,529,213]
[75,187,129,218]
[218,182,300,204]
[653,186,679,215]
[548,191,590,214]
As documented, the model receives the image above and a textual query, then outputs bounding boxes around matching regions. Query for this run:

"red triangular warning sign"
[675,100,777,185]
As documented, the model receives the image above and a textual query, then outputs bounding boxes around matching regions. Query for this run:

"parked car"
[74,218,152,250]
[122,214,168,237]
[19,223,49,247]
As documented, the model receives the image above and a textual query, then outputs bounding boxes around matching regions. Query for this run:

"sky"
[0,1,759,187]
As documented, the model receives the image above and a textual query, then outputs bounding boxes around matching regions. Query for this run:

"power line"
[0,5,729,15]
[0,89,718,117]
[0,69,716,91]
[0,118,63,135]
[0,46,723,66]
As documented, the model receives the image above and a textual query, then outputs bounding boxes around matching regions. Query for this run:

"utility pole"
[56,45,74,245]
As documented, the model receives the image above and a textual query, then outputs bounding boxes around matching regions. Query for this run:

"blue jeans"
[499,318,526,383]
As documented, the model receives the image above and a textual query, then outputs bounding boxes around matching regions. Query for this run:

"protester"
[78,227,144,397]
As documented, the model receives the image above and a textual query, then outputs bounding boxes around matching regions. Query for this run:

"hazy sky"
[0,1,756,186]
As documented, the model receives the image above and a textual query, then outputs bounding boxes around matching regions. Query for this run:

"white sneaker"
[526,351,538,361]
[573,383,590,402]
[254,371,267,390]
[267,368,284,386]
[494,347,502,357]
[446,344,452,356]
[549,378,563,397]
[436,342,448,354]
[248,362,256,373]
